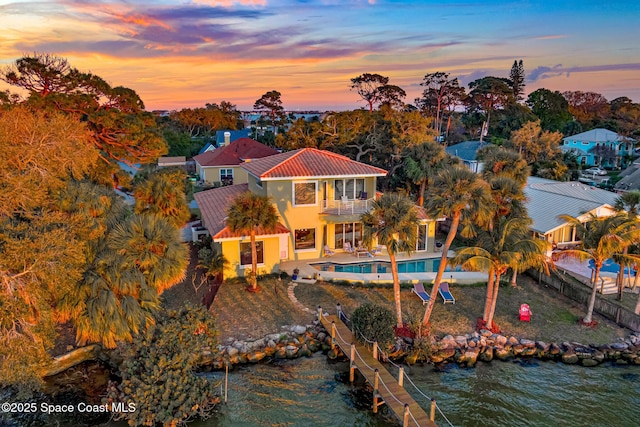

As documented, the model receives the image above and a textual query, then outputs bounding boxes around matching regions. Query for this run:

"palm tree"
[134,168,191,228]
[554,213,640,324]
[61,213,189,348]
[226,192,279,291]
[404,141,445,206]
[479,145,530,186]
[478,146,531,287]
[451,217,549,330]
[361,192,418,328]
[614,191,640,299]
[197,236,229,283]
[421,165,493,327]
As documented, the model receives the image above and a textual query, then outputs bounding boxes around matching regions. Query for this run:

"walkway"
[319,313,437,427]
[287,282,315,314]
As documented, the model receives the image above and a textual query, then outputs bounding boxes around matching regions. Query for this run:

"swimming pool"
[311,258,460,274]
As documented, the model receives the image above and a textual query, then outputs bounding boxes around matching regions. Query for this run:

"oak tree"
[2,54,167,186]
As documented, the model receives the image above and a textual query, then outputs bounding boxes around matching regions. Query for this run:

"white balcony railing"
[321,198,374,215]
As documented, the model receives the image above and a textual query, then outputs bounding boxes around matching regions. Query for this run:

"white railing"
[322,198,374,215]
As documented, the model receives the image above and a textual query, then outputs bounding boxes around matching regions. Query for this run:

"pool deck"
[279,249,487,285]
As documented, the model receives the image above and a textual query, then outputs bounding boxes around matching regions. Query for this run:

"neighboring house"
[561,128,635,168]
[614,161,640,193]
[193,148,438,279]
[215,129,252,146]
[192,138,278,185]
[197,129,254,155]
[197,142,216,155]
[445,141,485,173]
[524,176,619,250]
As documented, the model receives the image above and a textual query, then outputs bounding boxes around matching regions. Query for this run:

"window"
[334,178,365,200]
[255,177,262,188]
[417,224,427,251]
[295,228,316,251]
[240,241,263,266]
[293,181,317,206]
[220,168,233,180]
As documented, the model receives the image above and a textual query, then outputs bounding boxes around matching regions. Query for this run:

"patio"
[554,257,639,295]
[279,249,487,285]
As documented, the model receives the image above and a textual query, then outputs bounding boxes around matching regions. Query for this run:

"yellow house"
[194,148,438,279]
[192,137,278,186]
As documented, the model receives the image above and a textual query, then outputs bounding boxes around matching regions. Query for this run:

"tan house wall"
[199,165,249,185]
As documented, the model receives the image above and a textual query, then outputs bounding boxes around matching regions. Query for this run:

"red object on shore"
[519,304,531,322]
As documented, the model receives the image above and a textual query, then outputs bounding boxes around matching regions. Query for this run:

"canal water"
[190,353,640,427]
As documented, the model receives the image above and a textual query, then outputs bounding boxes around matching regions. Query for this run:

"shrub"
[351,303,395,347]
[105,304,220,427]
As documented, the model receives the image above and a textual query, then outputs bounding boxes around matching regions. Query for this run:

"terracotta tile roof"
[193,138,279,167]
[241,148,387,180]
[416,206,430,221]
[193,184,289,240]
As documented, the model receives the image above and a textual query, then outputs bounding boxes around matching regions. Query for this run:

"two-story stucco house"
[192,137,278,186]
[561,128,635,168]
[194,148,438,279]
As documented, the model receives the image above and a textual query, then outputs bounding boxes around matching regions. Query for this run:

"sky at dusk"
[1,0,639,111]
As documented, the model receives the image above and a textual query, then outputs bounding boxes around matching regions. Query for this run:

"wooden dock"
[319,313,437,427]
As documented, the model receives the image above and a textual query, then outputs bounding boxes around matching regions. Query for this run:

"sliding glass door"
[334,222,363,250]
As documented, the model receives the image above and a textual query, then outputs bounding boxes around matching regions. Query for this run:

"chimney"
[223,131,231,146]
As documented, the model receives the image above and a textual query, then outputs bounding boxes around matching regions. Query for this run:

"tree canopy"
[0,104,189,389]
[509,60,525,102]
[253,90,286,135]
[526,88,572,132]
[350,73,406,113]
[1,53,167,186]
[415,72,466,136]
[467,76,514,142]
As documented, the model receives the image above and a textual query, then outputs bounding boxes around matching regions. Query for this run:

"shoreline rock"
[201,322,640,370]
[414,330,640,368]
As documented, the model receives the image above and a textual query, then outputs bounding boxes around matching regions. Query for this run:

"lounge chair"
[343,242,355,254]
[439,282,455,304]
[323,245,336,257]
[370,245,383,256]
[411,283,431,304]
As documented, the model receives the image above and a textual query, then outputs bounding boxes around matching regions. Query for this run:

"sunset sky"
[1,0,639,111]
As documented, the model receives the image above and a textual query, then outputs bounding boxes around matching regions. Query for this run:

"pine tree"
[510,60,525,102]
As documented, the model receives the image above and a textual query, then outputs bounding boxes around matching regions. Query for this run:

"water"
[191,355,640,427]
[311,258,462,274]
[193,355,394,427]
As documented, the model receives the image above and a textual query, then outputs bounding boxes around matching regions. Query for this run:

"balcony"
[321,198,374,216]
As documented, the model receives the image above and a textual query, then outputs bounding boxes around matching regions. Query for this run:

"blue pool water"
[311,258,460,274]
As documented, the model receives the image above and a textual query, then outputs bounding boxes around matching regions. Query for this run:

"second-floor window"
[293,181,317,206]
[334,178,365,200]
[220,168,233,180]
